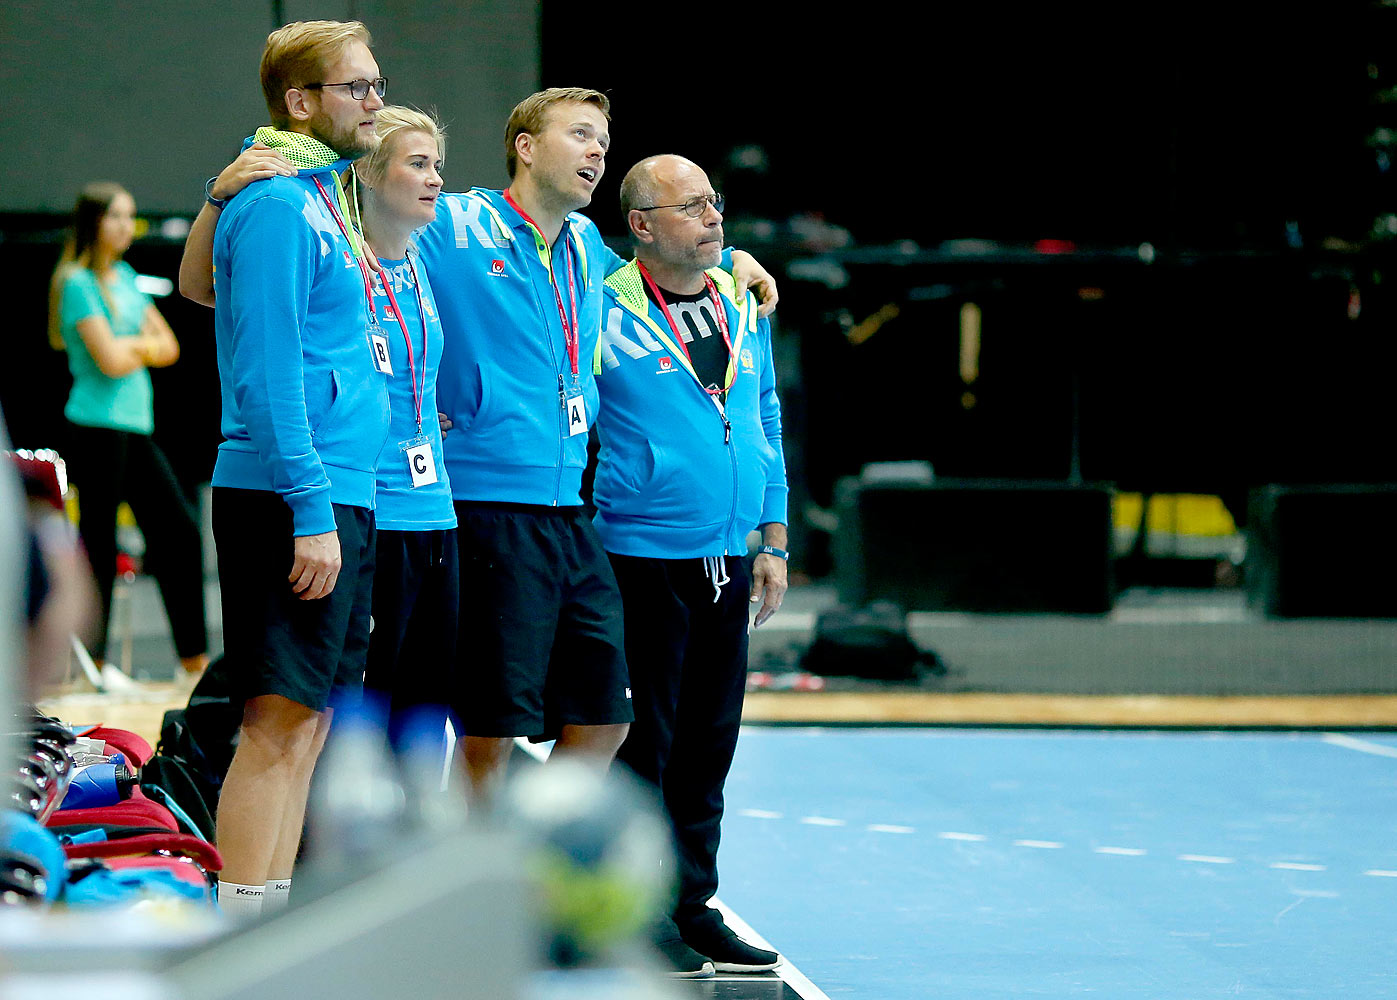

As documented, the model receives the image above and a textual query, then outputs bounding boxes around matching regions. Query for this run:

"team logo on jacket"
[342,250,355,268]
[490,259,506,276]
[657,356,673,373]
[741,348,754,371]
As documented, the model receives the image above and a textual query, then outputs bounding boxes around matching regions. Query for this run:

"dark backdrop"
[544,4,1375,248]
[542,3,1397,573]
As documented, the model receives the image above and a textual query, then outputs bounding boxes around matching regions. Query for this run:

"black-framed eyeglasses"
[636,193,725,218]
[304,78,387,101]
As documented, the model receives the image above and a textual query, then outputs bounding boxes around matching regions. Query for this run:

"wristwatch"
[758,545,789,561]
[204,176,228,210]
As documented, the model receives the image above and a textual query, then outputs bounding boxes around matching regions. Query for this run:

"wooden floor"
[38,679,187,750]
[742,691,1397,728]
[37,682,1397,751]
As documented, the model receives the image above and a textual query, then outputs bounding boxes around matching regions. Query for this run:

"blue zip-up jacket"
[416,188,616,507]
[212,147,390,537]
[591,262,788,559]
[370,251,455,531]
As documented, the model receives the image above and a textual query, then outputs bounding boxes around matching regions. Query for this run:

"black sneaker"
[681,919,782,973]
[655,934,715,979]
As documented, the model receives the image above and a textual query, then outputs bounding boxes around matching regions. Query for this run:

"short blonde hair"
[504,87,610,178]
[355,106,446,187]
[260,20,372,127]
[348,108,447,224]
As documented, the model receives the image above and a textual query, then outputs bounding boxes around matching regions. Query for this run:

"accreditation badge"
[369,325,394,375]
[400,435,437,488]
[564,389,587,438]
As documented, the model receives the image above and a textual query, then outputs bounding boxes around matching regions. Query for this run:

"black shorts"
[212,487,375,712]
[454,502,632,738]
[364,528,459,738]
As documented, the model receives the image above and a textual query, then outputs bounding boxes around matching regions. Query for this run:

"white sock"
[217,880,264,920]
[262,878,292,913]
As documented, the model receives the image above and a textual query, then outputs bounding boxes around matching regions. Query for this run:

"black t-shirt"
[644,283,730,399]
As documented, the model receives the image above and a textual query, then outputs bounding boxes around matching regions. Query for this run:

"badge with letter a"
[566,392,587,437]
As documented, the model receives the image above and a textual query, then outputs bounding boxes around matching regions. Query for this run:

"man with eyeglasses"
[590,154,788,977]
[193,19,391,921]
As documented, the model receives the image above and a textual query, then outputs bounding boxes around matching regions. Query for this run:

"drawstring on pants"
[702,555,729,603]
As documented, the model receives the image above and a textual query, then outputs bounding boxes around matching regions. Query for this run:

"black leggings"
[66,423,207,661]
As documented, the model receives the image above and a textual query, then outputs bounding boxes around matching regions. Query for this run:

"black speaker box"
[1246,484,1397,618]
[833,477,1115,613]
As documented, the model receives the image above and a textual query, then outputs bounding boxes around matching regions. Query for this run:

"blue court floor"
[716,728,1397,999]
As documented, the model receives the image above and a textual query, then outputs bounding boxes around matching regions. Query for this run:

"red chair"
[64,831,222,873]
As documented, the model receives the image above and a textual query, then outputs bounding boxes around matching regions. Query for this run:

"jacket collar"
[598,260,750,383]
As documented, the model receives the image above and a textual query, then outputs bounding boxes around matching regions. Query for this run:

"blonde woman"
[49,182,209,681]
[344,107,459,747]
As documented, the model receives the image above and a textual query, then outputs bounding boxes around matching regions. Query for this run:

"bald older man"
[591,155,788,977]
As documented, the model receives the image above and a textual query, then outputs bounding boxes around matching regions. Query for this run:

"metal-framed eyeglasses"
[636,193,725,218]
[304,78,388,101]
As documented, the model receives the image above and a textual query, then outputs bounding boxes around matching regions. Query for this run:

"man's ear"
[628,209,654,246]
[285,88,313,123]
[514,132,535,171]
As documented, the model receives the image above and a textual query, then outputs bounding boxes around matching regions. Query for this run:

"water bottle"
[58,761,136,810]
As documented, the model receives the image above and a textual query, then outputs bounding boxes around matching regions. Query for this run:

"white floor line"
[441,718,458,793]
[715,898,831,1000]
[729,808,1397,882]
[514,735,550,763]
[1322,733,1397,760]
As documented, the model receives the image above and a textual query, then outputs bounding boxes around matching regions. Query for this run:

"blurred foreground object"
[503,760,673,969]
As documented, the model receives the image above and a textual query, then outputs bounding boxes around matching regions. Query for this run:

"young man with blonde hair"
[203,19,390,920]
[419,88,631,805]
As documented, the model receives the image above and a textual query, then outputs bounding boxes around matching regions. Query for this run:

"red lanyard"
[312,176,378,324]
[636,261,734,395]
[503,190,580,379]
[377,256,429,435]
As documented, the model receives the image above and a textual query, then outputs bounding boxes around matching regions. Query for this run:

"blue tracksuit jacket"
[590,261,788,559]
[416,188,616,507]
[211,154,390,537]
[369,251,455,531]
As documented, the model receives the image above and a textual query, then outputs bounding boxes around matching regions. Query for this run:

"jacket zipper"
[530,238,566,506]
[630,294,741,553]
[695,348,737,556]
[723,406,738,555]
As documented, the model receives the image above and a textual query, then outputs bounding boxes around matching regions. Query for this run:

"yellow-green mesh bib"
[252,127,342,169]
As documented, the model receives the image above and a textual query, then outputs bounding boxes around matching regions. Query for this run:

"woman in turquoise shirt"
[48,182,209,682]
